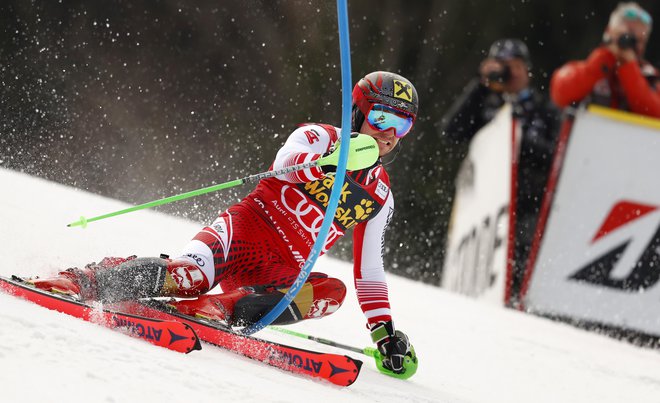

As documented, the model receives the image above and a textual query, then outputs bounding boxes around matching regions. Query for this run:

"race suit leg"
[173,202,346,325]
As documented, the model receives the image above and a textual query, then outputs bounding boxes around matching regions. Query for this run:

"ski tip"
[186,336,202,353]
[350,356,363,372]
[183,323,203,353]
[330,356,362,387]
[348,355,363,381]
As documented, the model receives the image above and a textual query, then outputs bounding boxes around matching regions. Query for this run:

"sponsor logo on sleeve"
[304,129,320,144]
[210,216,232,258]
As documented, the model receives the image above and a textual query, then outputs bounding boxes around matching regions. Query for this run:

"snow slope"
[1,167,660,403]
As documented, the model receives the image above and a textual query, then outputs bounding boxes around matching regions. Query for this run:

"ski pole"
[67,133,378,228]
[268,325,378,357]
[67,159,315,228]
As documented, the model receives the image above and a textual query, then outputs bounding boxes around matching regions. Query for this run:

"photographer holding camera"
[441,39,557,140]
[551,2,660,118]
[440,38,559,305]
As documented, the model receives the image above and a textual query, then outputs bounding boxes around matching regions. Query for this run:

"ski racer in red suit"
[30,71,419,376]
[550,2,660,118]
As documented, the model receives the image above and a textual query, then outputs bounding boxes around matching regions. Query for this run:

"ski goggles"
[365,103,415,138]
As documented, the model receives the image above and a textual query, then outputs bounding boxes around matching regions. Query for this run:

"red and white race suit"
[178,123,395,325]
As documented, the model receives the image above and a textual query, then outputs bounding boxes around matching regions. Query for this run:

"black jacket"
[441,78,560,220]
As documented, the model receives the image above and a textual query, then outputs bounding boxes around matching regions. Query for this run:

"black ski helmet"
[351,71,419,133]
[488,38,532,68]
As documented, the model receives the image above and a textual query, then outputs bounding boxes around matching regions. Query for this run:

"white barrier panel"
[442,105,518,304]
[522,106,660,335]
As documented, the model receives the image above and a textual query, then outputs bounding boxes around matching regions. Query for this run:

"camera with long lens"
[617,33,638,50]
[486,63,512,84]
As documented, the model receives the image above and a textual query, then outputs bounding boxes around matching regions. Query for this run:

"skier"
[30,71,419,376]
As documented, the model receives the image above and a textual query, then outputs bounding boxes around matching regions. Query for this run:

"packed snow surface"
[1,167,660,403]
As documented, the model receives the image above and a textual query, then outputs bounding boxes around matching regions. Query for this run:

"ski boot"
[27,255,204,303]
[28,268,84,297]
[28,256,136,300]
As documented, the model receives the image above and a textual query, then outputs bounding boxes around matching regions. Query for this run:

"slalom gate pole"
[268,326,378,357]
[239,0,353,335]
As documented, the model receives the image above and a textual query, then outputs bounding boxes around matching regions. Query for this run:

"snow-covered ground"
[1,166,660,403]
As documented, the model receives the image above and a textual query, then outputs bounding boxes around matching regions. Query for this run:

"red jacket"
[551,46,660,118]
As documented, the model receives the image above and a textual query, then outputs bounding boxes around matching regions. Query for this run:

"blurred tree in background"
[1,0,658,284]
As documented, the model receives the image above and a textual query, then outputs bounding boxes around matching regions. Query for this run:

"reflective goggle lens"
[366,104,414,138]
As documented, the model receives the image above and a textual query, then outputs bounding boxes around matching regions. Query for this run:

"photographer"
[441,39,558,145]
[440,39,559,305]
[551,2,660,118]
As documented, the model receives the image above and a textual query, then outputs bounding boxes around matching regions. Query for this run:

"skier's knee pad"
[298,277,346,320]
[95,257,170,302]
[165,259,211,297]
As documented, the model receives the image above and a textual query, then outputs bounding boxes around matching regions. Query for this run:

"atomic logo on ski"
[109,300,363,386]
[0,276,201,354]
[328,361,350,377]
[113,316,164,341]
[266,346,323,374]
[168,329,191,345]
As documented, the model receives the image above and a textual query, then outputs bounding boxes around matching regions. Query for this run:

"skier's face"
[360,120,399,156]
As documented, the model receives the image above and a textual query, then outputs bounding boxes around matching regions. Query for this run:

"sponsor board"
[442,105,517,304]
[522,106,660,335]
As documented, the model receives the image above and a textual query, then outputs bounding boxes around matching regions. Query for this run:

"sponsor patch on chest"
[375,179,389,200]
[296,173,385,232]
